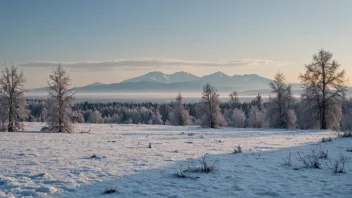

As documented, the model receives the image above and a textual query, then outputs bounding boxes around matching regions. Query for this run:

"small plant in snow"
[188,132,194,136]
[185,154,219,174]
[321,137,333,143]
[175,166,189,178]
[90,154,98,159]
[283,152,292,166]
[233,145,242,154]
[174,166,199,180]
[103,188,116,194]
[326,155,348,173]
[148,143,152,149]
[297,151,320,169]
[317,146,328,159]
[214,139,223,143]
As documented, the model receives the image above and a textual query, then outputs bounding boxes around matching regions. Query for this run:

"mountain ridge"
[30,71,295,93]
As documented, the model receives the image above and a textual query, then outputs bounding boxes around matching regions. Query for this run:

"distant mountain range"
[33,71,348,95]
[122,71,199,84]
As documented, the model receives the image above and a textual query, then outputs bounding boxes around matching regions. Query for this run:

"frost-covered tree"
[223,108,234,126]
[248,105,264,128]
[300,49,347,129]
[72,111,85,123]
[327,103,342,130]
[232,108,246,128]
[46,65,75,133]
[0,65,29,132]
[266,72,295,129]
[169,93,191,126]
[342,98,352,131]
[152,107,164,125]
[198,84,227,128]
[40,107,47,122]
[286,109,297,129]
[88,110,104,123]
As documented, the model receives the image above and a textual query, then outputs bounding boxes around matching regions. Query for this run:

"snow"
[0,123,351,197]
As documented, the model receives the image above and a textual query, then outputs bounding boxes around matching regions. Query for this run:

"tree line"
[1,49,351,132]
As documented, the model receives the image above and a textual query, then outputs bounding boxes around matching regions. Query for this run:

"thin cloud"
[17,58,296,71]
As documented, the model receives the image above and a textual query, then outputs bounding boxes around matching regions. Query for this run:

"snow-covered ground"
[0,123,351,198]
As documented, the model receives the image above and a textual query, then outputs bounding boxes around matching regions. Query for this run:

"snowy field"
[0,123,352,198]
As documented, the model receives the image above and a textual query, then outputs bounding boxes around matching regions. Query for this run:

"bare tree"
[169,93,191,126]
[229,90,239,109]
[198,83,226,128]
[46,65,75,133]
[300,49,347,129]
[267,72,295,128]
[251,93,263,111]
[0,65,29,132]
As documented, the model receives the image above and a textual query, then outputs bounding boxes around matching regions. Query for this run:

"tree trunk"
[8,105,13,132]
[321,106,327,129]
[321,62,327,130]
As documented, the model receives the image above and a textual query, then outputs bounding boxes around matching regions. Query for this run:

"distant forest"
[26,96,352,131]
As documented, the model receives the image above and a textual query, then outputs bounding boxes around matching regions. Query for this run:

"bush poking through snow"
[90,154,98,159]
[149,143,152,149]
[317,146,329,159]
[297,151,320,169]
[103,188,116,194]
[214,139,223,143]
[185,154,219,174]
[326,155,348,173]
[174,166,199,180]
[233,145,242,154]
[188,132,194,136]
[283,152,292,166]
[321,137,333,143]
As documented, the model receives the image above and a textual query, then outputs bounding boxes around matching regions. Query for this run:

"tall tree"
[267,72,295,128]
[169,93,190,126]
[300,49,347,129]
[198,84,226,128]
[232,108,246,128]
[0,65,29,132]
[229,90,239,109]
[248,105,264,128]
[251,93,263,111]
[46,65,76,132]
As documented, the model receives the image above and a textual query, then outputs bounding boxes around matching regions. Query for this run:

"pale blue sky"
[1,0,351,88]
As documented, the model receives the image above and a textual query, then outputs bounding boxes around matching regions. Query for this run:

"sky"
[0,0,351,88]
